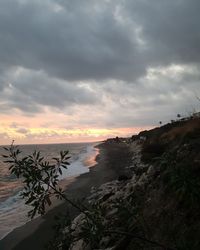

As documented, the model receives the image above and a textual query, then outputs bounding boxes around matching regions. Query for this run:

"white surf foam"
[0,143,99,240]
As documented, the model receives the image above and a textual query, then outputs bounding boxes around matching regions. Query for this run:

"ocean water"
[0,142,99,240]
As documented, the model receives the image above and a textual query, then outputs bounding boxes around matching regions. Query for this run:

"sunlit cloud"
[0,123,145,145]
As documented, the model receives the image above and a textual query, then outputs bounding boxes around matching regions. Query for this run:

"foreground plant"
[3,143,175,250]
[2,142,85,218]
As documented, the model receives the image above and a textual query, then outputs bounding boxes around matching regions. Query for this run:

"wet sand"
[0,142,132,250]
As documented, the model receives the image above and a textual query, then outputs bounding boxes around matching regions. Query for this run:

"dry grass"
[161,118,200,142]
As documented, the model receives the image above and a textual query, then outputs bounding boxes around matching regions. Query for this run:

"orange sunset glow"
[0,113,148,145]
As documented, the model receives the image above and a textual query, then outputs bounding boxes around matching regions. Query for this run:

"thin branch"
[49,184,86,214]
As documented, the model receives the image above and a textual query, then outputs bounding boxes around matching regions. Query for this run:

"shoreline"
[0,175,77,242]
[0,143,99,243]
[0,142,132,250]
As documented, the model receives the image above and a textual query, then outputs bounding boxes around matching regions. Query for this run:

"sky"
[0,0,200,144]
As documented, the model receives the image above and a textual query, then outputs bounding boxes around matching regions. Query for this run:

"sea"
[0,142,99,240]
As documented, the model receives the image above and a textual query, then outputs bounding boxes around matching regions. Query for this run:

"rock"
[101,192,114,202]
[90,186,97,193]
[106,208,118,217]
[147,165,155,176]
[71,213,86,233]
[70,239,88,250]
[137,173,149,187]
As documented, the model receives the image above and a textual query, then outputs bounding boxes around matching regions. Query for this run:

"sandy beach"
[0,142,132,250]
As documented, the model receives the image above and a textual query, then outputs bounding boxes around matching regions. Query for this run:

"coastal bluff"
[65,117,200,250]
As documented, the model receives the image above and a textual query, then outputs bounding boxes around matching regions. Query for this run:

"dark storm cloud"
[0,0,200,82]
[0,0,200,126]
[124,0,200,67]
[0,0,142,82]
[0,69,99,113]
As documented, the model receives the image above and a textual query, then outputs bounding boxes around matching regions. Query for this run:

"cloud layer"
[0,0,200,143]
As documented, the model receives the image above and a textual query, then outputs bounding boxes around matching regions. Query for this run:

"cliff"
[65,117,200,250]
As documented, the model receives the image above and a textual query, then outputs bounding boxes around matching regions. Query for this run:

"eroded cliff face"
[67,117,200,250]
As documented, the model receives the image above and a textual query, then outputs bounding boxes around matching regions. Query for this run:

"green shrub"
[161,150,200,208]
